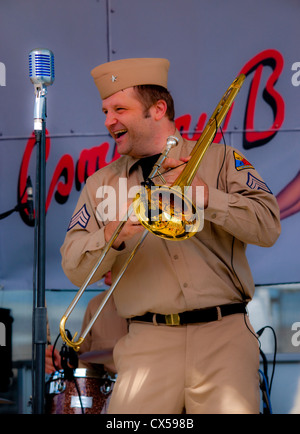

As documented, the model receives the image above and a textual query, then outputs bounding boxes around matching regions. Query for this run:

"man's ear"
[153,99,168,121]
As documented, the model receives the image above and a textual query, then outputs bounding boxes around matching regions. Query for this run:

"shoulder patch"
[233,151,254,171]
[246,172,272,194]
[67,204,90,231]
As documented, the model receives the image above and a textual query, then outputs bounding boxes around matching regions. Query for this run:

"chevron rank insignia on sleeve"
[67,204,90,231]
[246,172,272,194]
[233,151,254,171]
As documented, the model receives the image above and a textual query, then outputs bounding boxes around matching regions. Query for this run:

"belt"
[129,303,247,326]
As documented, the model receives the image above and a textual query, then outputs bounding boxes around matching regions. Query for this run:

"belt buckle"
[165,313,180,326]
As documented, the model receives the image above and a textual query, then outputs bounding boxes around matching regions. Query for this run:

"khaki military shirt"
[61,130,281,317]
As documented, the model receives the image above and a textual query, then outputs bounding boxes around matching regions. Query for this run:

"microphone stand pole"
[32,86,48,414]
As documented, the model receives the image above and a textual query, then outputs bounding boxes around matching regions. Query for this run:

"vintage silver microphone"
[29,48,55,131]
[29,48,54,414]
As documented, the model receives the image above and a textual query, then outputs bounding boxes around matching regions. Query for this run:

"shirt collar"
[126,129,184,177]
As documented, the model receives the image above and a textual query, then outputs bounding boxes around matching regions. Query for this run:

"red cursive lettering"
[239,48,285,148]
[18,133,120,226]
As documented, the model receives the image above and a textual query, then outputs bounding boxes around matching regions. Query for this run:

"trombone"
[59,135,179,351]
[60,73,246,351]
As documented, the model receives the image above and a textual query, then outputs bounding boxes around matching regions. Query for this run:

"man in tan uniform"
[60,58,281,414]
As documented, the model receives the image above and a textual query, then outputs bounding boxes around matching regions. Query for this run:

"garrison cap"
[91,58,170,100]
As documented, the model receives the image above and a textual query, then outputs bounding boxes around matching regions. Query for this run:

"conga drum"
[46,368,115,414]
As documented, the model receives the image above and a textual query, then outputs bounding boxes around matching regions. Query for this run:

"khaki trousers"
[108,313,260,414]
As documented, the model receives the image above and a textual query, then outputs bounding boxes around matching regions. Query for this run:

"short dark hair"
[134,85,175,121]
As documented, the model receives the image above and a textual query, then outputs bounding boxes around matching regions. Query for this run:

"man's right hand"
[104,213,145,249]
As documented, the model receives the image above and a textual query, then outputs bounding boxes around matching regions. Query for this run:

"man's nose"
[104,112,117,129]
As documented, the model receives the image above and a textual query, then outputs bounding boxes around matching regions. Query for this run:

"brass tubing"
[174,74,245,188]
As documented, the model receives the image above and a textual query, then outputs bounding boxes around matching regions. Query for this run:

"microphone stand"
[31,85,48,414]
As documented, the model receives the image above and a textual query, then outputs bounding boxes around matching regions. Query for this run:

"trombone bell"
[133,185,202,240]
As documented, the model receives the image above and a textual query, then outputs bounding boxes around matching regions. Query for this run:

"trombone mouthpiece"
[166,136,179,149]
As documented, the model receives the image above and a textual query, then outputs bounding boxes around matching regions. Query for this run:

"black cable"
[72,377,85,414]
[45,331,84,414]
[217,129,261,345]
[260,347,269,388]
[256,326,277,414]
[150,161,187,182]
[256,325,277,393]
[53,331,84,414]
[259,369,272,414]
[216,123,227,189]
[51,333,62,373]
[216,122,277,413]
[0,179,28,220]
